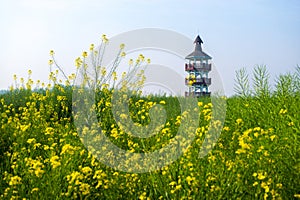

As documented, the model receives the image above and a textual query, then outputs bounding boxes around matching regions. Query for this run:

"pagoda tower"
[185,35,212,97]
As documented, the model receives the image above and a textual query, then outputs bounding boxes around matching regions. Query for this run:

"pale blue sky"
[0,0,299,96]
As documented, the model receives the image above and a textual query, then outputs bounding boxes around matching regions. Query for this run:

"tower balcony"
[185,77,211,86]
[185,63,212,72]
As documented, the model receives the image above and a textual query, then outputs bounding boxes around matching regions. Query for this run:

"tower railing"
[185,63,211,72]
[185,91,211,97]
[185,77,211,85]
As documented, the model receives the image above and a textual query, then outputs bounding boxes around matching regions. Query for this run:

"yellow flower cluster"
[50,155,61,169]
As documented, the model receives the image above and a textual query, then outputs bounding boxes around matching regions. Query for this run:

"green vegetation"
[0,37,299,199]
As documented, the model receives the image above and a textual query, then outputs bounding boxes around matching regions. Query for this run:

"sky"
[0,0,299,96]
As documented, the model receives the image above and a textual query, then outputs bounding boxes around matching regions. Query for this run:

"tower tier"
[185,63,211,72]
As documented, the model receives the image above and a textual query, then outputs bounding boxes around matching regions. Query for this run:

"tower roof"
[185,35,212,60]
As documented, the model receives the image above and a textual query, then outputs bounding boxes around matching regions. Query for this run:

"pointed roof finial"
[194,35,203,44]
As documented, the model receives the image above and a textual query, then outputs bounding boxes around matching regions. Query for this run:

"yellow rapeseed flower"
[223,126,230,131]
[89,44,94,51]
[61,144,76,155]
[101,67,107,76]
[27,138,36,144]
[288,121,294,126]
[50,155,61,169]
[159,100,166,105]
[31,188,39,193]
[82,51,88,58]
[44,145,50,150]
[235,149,246,154]
[9,176,22,186]
[139,54,145,61]
[75,57,82,68]
[112,71,117,81]
[81,166,93,175]
[186,176,194,185]
[50,50,55,56]
[121,52,126,57]
[236,118,243,125]
[175,184,182,190]
[261,182,270,193]
[276,183,282,189]
[169,181,177,186]
[257,172,267,180]
[120,43,125,49]
[79,183,90,195]
[34,167,44,177]
[264,151,269,157]
[279,109,287,114]
[128,59,133,65]
[139,192,147,200]
[294,194,300,198]
[102,34,108,43]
